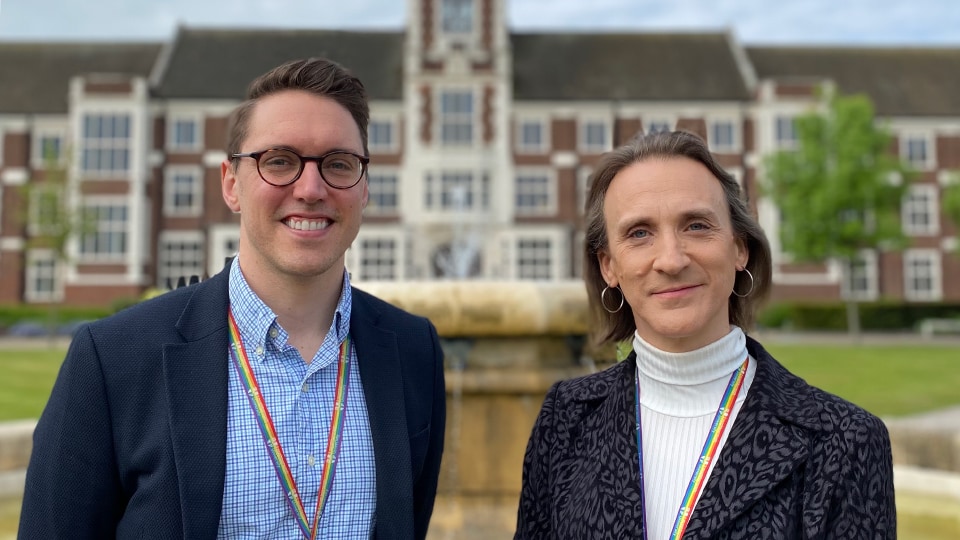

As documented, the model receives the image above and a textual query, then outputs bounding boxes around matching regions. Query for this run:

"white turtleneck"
[633,326,757,539]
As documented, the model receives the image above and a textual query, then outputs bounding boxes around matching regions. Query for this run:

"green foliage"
[757,302,960,331]
[0,304,110,331]
[764,90,911,263]
[943,176,960,254]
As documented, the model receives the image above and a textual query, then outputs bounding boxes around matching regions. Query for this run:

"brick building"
[1,0,958,306]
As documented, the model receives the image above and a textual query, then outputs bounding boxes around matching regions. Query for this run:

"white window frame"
[514,167,556,216]
[366,167,400,215]
[369,117,398,153]
[902,184,939,236]
[24,249,63,303]
[157,231,205,289]
[577,165,593,216]
[903,249,942,301]
[774,115,798,150]
[31,126,68,168]
[840,250,878,302]
[78,197,128,262]
[708,118,739,153]
[164,165,203,217]
[440,0,475,36]
[579,118,610,153]
[347,228,406,281]
[167,114,203,152]
[425,170,489,211]
[438,89,475,146]
[208,224,240,277]
[80,112,132,178]
[496,228,568,281]
[900,132,935,171]
[515,116,549,154]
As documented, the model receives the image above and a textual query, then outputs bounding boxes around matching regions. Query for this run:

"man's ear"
[222,160,241,213]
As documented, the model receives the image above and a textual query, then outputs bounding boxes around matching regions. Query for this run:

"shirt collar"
[227,257,353,360]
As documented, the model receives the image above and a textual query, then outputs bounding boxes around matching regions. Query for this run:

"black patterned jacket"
[515,337,895,539]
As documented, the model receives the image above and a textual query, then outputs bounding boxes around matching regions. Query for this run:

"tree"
[18,146,93,335]
[765,89,911,339]
[944,175,960,255]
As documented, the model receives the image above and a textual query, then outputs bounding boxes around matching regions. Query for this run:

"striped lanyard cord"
[228,310,351,540]
[634,355,748,540]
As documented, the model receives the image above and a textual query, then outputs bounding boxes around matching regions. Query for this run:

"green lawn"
[765,344,960,418]
[0,347,65,422]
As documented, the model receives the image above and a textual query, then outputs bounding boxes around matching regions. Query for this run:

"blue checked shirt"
[218,261,376,538]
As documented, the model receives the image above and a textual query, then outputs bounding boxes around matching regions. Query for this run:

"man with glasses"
[20,58,446,540]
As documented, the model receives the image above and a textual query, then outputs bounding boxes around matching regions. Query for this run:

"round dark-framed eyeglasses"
[231,148,370,189]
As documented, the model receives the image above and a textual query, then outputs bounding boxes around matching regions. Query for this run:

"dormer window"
[441,0,473,34]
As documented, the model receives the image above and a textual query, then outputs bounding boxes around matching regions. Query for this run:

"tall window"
[646,119,672,135]
[425,171,490,211]
[169,117,199,151]
[367,172,399,214]
[904,250,941,301]
[901,134,932,170]
[902,184,938,235]
[29,188,61,235]
[164,167,202,216]
[25,250,61,303]
[33,131,65,166]
[775,115,797,149]
[158,233,204,289]
[841,251,877,301]
[81,113,130,176]
[710,119,736,152]
[79,202,128,259]
[369,120,395,152]
[440,91,474,145]
[517,238,552,280]
[580,120,608,153]
[516,119,547,153]
[441,0,473,34]
[359,238,397,280]
[515,170,553,216]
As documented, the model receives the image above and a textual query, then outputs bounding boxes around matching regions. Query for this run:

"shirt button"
[255,346,264,356]
[308,455,316,466]
[301,383,309,393]
[269,328,279,339]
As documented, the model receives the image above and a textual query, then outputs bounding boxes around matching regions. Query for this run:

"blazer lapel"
[683,338,818,538]
[351,290,414,540]
[163,270,231,539]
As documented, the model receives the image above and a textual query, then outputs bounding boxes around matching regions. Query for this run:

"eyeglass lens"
[256,149,363,187]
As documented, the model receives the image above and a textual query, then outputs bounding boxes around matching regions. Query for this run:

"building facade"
[1,0,958,306]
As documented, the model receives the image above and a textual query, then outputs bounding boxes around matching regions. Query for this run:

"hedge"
[757,302,960,331]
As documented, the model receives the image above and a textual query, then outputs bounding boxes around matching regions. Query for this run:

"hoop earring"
[732,268,754,298]
[601,285,624,313]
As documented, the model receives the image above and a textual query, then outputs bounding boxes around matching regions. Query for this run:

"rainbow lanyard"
[634,356,748,540]
[228,311,351,540]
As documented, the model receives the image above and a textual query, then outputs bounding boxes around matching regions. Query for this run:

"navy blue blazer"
[515,337,895,539]
[19,264,445,540]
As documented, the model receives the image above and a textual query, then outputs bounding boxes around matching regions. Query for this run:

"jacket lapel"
[162,270,231,539]
[351,289,414,540]
[683,337,819,538]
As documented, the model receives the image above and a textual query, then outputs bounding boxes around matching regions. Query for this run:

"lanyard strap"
[228,311,351,540]
[635,356,748,540]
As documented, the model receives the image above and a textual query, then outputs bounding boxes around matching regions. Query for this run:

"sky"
[0,0,958,45]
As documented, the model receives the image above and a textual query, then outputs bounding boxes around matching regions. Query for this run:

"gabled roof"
[747,46,960,117]
[0,42,162,114]
[152,28,404,100]
[511,32,753,102]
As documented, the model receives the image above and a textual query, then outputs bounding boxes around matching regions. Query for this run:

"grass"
[765,344,960,418]
[0,347,65,422]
